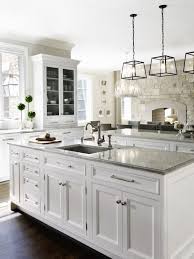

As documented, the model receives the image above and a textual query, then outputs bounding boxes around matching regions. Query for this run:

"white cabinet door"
[92,183,123,254]
[44,169,64,225]
[63,176,87,236]
[123,192,160,259]
[10,160,20,203]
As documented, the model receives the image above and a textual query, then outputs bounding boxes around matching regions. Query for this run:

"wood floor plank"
[0,212,110,259]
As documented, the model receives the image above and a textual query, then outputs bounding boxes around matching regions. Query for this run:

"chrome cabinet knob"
[62,183,66,186]
[116,200,121,204]
[121,201,127,206]
[59,182,62,185]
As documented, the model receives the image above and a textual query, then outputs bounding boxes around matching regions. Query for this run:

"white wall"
[79,71,115,126]
[0,38,73,95]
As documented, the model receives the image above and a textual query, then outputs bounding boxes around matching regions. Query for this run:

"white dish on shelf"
[50,100,57,104]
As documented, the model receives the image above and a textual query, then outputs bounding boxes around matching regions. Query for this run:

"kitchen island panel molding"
[9,144,194,259]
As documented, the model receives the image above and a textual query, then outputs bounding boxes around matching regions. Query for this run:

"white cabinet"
[92,184,123,253]
[0,134,21,182]
[123,192,160,259]
[32,54,79,129]
[44,167,87,236]
[10,160,20,203]
[92,183,160,259]
[20,161,41,214]
[63,175,87,236]
[44,169,64,225]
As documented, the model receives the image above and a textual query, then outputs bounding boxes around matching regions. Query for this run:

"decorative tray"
[35,137,56,141]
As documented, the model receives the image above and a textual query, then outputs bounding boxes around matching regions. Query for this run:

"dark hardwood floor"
[0,212,110,259]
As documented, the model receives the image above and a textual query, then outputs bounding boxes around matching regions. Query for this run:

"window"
[0,43,27,121]
[77,76,92,125]
[121,97,131,123]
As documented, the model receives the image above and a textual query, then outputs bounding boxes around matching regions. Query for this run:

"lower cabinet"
[44,168,87,236]
[10,160,20,203]
[92,184,123,253]
[10,146,161,259]
[44,169,64,224]
[122,192,160,259]
[92,183,160,259]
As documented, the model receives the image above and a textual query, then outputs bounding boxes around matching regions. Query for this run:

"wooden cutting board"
[29,139,62,145]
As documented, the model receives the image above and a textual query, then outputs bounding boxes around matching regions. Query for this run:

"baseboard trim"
[172,236,194,259]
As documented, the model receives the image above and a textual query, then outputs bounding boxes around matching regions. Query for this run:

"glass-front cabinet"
[45,66,76,122]
[62,69,74,116]
[32,54,79,128]
[46,67,60,116]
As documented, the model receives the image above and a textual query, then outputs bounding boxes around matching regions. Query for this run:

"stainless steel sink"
[57,144,111,154]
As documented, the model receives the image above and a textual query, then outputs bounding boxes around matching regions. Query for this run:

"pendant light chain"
[161,7,165,56]
[121,13,147,80]
[132,15,135,61]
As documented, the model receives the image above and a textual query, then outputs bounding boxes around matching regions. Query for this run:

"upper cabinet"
[32,54,79,129]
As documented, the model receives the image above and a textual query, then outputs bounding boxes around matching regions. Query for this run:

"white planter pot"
[25,120,34,129]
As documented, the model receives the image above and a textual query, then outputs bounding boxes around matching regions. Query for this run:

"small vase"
[25,120,34,129]
[19,121,25,130]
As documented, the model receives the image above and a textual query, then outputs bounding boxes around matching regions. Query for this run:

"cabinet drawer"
[10,146,20,159]
[23,192,40,213]
[23,175,40,194]
[22,149,41,164]
[92,166,160,195]
[22,163,40,177]
[45,154,85,175]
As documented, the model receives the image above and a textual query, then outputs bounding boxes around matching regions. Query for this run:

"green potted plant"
[25,95,33,113]
[17,103,25,129]
[27,111,36,129]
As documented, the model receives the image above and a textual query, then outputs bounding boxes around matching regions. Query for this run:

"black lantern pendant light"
[183,52,194,74]
[149,5,177,77]
[121,14,147,80]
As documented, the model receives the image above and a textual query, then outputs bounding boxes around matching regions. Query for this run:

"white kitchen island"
[9,139,194,259]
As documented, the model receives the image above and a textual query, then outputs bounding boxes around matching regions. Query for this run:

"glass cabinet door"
[46,67,59,116]
[62,69,74,116]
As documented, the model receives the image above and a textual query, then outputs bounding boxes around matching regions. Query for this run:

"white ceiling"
[0,0,193,72]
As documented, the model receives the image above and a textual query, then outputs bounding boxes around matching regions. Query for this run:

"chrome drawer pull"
[11,151,19,155]
[116,200,121,204]
[25,154,38,160]
[3,138,15,141]
[35,184,38,188]
[111,175,135,183]
[62,183,66,186]
[68,165,72,168]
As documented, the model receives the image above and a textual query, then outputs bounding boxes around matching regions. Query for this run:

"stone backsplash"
[129,59,194,124]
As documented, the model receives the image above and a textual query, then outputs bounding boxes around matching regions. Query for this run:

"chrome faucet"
[85,122,93,130]
[97,122,105,146]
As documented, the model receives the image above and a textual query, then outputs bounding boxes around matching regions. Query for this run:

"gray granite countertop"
[101,128,194,143]
[0,126,84,135]
[8,137,194,175]
[0,128,44,135]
